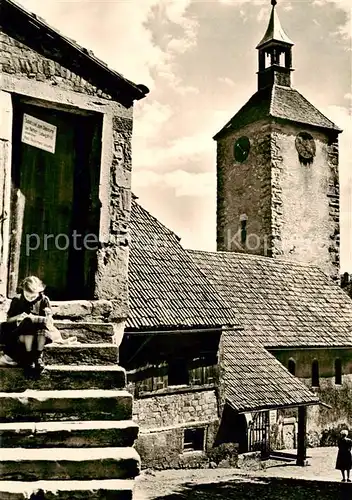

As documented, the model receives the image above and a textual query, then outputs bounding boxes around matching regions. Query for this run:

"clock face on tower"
[234,136,250,163]
[295,132,316,163]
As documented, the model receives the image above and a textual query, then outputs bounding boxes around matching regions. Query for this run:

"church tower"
[214,0,341,280]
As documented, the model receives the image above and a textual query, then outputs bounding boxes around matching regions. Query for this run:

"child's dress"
[1,292,53,365]
[336,436,352,471]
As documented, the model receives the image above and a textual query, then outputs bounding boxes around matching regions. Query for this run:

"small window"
[288,359,296,376]
[312,359,319,387]
[183,428,205,452]
[168,358,189,386]
[335,358,342,385]
[239,214,248,245]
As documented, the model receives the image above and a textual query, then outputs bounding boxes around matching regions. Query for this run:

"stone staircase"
[0,321,140,500]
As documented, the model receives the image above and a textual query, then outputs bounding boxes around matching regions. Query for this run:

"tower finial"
[271,0,277,6]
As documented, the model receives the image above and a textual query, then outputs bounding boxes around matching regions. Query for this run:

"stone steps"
[0,448,140,481]
[0,389,133,422]
[54,321,116,344]
[0,480,135,500]
[0,319,140,499]
[0,343,118,366]
[44,343,118,366]
[0,420,139,448]
[0,365,126,392]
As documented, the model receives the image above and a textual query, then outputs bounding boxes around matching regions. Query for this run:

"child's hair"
[20,276,45,294]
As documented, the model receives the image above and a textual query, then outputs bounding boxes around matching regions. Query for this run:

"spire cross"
[271,0,277,6]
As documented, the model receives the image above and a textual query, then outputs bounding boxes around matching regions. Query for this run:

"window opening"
[312,359,319,387]
[335,358,342,385]
[288,358,296,376]
[183,428,205,452]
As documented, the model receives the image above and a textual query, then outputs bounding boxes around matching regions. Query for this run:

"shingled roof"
[222,330,319,413]
[0,0,148,106]
[189,251,352,348]
[213,85,341,139]
[127,199,240,330]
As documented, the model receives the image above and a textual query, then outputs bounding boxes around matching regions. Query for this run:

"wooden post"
[296,406,307,466]
[0,90,13,304]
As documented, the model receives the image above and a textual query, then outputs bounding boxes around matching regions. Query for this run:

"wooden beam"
[0,91,13,300]
[296,405,307,466]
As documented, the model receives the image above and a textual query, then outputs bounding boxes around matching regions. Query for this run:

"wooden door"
[9,102,101,300]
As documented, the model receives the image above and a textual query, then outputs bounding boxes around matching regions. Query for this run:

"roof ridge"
[213,87,271,139]
[1,0,148,103]
[187,248,327,271]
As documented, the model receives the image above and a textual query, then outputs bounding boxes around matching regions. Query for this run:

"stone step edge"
[0,479,135,494]
[0,420,138,432]
[0,365,125,372]
[54,321,114,327]
[0,447,140,461]
[42,365,124,372]
[0,343,117,348]
[0,389,132,399]
[46,343,117,349]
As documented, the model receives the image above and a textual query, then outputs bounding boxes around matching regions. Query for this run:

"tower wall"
[217,121,272,256]
[216,120,340,279]
[271,122,339,279]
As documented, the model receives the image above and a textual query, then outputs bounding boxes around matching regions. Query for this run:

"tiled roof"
[222,330,319,413]
[0,0,148,104]
[188,251,352,348]
[127,200,240,330]
[213,85,341,139]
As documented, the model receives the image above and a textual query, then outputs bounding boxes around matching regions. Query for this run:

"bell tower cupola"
[256,0,294,90]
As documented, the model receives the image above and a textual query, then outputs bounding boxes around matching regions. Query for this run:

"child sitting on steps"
[0,276,54,372]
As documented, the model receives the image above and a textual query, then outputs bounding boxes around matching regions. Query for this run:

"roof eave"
[0,0,149,106]
[256,38,294,50]
[228,398,320,414]
[270,114,343,134]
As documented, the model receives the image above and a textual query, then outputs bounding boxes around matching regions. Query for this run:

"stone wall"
[216,120,272,256]
[216,119,340,279]
[0,31,110,99]
[305,375,352,446]
[271,348,352,379]
[271,349,352,446]
[271,122,339,280]
[0,29,133,319]
[133,389,218,428]
[131,388,220,468]
[136,422,219,470]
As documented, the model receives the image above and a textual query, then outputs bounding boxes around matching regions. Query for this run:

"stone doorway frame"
[0,79,119,311]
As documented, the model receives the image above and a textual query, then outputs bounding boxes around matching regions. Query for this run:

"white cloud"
[218,77,235,86]
[133,169,214,197]
[313,0,352,38]
[133,129,214,170]
[218,0,266,5]
[18,0,197,90]
[134,100,173,138]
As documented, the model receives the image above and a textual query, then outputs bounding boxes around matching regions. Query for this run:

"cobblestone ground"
[134,447,352,500]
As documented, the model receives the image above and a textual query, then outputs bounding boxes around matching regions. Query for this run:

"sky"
[19,0,352,271]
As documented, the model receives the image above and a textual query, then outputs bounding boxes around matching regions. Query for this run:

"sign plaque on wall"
[21,114,57,154]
